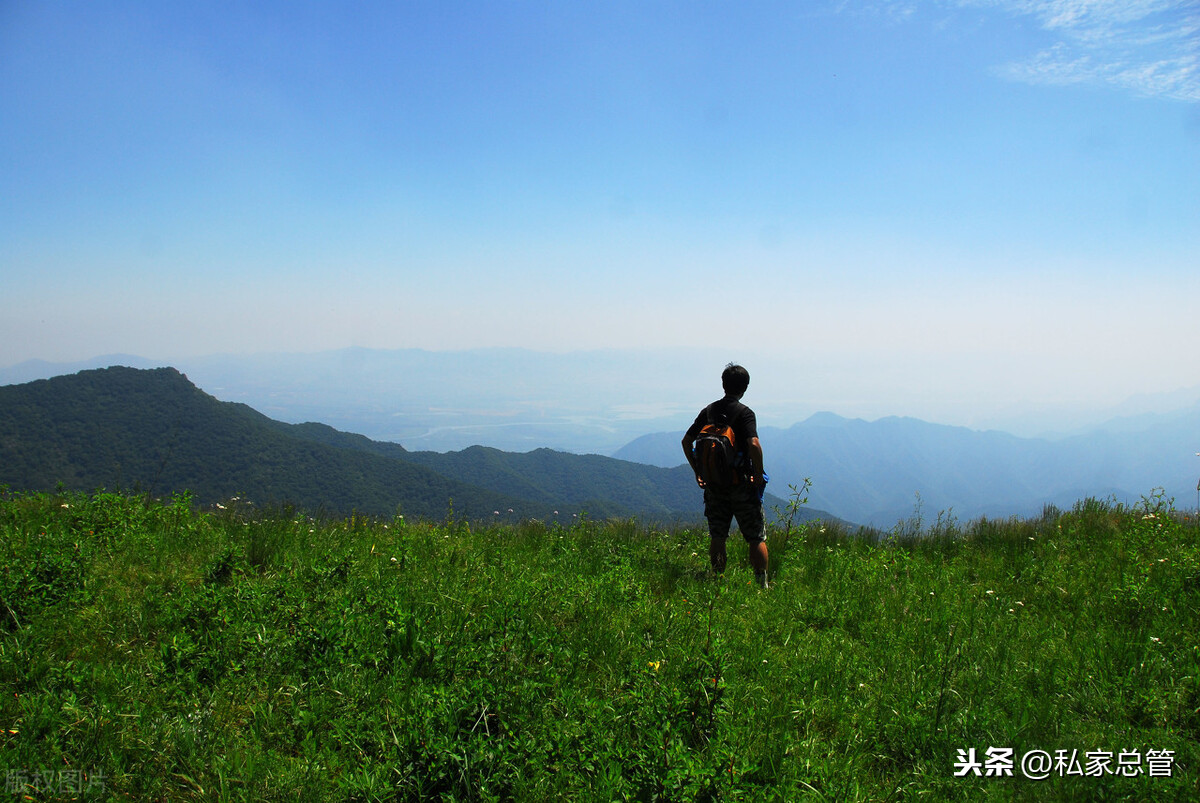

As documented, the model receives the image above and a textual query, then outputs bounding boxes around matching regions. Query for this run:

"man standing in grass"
[682,363,769,588]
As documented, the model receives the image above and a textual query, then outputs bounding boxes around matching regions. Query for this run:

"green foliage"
[1,490,1198,800]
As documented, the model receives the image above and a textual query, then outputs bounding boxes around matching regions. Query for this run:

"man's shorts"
[704,486,765,544]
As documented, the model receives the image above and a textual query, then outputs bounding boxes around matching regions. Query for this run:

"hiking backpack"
[693,403,744,488]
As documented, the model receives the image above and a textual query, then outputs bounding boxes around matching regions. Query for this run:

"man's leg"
[737,497,769,587]
[709,536,728,574]
[748,540,768,583]
[704,490,733,575]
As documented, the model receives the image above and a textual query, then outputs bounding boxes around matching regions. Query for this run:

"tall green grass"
[1,488,1197,800]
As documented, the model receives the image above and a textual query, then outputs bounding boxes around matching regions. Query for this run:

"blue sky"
[2,1,1198,426]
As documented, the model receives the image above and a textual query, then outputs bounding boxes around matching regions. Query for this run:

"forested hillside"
[0,367,804,523]
[0,367,519,519]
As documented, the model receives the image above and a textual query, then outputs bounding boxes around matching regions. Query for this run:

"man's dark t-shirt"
[684,397,758,455]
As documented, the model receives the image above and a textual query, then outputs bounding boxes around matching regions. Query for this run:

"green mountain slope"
[0,366,722,522]
[403,446,700,519]
[0,367,535,519]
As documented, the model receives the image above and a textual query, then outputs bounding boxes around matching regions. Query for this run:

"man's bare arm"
[682,433,705,488]
[746,437,763,484]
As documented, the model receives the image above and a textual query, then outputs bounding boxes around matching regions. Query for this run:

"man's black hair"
[722,363,750,397]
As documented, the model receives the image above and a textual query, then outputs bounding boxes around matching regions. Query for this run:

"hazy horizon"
[4,346,1199,452]
[4,2,1198,427]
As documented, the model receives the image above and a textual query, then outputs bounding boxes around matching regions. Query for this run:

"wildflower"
[216,503,226,510]
[1016,601,1024,606]
[1150,636,1161,643]
[60,503,70,509]
[986,590,995,595]
[390,557,398,563]
[648,660,661,672]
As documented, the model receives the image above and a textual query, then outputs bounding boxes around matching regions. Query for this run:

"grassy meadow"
[1,486,1197,801]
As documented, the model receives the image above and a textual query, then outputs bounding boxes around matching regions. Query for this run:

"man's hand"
[695,474,707,489]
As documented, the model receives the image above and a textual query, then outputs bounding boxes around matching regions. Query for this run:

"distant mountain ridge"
[614,408,1200,526]
[10,349,1197,452]
[0,366,813,525]
[5,355,1198,527]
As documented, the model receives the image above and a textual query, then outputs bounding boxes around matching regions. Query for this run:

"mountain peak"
[799,411,853,427]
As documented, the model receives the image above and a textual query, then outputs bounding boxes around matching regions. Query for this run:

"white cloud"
[966,0,1200,100]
